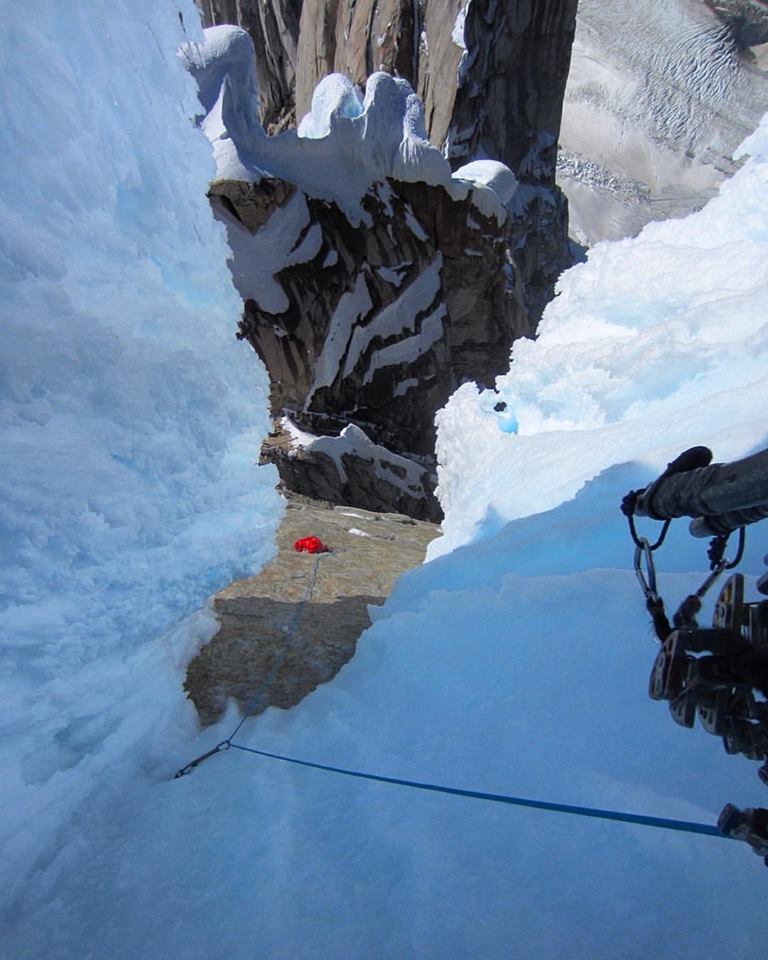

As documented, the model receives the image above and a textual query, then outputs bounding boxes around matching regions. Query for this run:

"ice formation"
[296,73,364,138]
[452,159,519,221]
[434,111,768,556]
[181,23,266,183]
[0,0,279,911]
[183,26,456,220]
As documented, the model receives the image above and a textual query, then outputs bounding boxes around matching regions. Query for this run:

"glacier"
[559,0,768,245]
[2,3,768,959]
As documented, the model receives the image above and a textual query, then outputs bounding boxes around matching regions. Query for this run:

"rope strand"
[227,743,726,839]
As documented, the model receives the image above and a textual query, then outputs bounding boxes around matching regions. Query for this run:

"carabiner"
[634,537,660,604]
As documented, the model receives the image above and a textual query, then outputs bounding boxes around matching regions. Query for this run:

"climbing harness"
[623,445,768,865]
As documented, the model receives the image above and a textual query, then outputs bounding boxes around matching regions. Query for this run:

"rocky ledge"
[184,494,440,725]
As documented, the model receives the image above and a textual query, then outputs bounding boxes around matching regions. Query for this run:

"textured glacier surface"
[559,0,768,244]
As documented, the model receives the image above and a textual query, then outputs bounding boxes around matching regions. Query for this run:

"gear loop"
[708,528,746,572]
[626,510,671,552]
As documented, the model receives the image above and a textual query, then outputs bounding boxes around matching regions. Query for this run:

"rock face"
[447,0,578,320]
[215,167,519,520]
[184,18,573,517]
[184,25,532,519]
[261,423,442,522]
[230,176,517,427]
[294,0,578,316]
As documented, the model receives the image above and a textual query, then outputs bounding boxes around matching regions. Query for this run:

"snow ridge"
[186,26,518,228]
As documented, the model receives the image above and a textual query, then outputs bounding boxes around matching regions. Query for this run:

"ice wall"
[0,0,280,901]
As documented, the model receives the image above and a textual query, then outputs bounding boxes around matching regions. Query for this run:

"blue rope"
[228,743,727,839]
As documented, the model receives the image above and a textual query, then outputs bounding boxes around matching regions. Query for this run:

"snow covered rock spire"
[199,0,579,320]
[185,25,528,519]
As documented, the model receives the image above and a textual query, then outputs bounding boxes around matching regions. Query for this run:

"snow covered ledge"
[264,419,440,522]
[183,26,520,225]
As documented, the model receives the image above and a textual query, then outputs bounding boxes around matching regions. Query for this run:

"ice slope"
[5,467,767,957]
[559,0,768,244]
[0,0,280,913]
